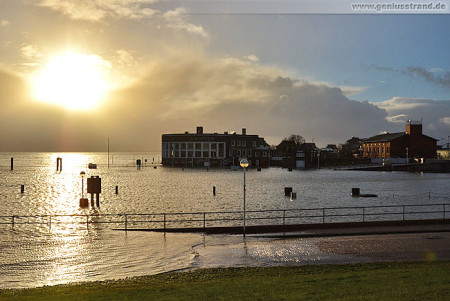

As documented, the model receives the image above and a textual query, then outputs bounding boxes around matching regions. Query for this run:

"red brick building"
[362,121,437,159]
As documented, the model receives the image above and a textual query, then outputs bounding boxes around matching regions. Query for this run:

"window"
[252,141,256,147]
[242,150,246,157]
[237,140,241,146]
[237,150,241,157]
[229,150,233,157]
[263,151,267,157]
[231,140,235,146]
[248,150,252,157]
[242,140,246,147]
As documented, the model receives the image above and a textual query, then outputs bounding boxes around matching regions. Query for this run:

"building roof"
[364,132,406,143]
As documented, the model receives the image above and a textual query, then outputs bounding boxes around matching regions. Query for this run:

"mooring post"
[20,184,24,194]
[213,186,216,196]
[56,157,62,172]
[115,185,119,195]
[10,157,13,171]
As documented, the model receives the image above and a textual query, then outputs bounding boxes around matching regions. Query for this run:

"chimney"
[406,122,422,137]
[197,126,203,134]
[242,128,246,135]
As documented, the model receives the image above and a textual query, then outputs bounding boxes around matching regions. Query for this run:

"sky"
[0,0,449,151]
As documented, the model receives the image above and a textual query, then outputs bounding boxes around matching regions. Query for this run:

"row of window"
[231,140,257,148]
[364,146,390,154]
[229,150,268,157]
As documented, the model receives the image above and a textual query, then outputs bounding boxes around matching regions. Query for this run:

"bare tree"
[284,134,305,146]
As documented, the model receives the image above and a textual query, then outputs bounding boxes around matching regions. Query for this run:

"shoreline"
[1,261,449,300]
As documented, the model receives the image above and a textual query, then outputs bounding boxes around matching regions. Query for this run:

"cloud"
[34,1,208,39]
[405,66,450,89]
[246,55,259,62]
[372,64,450,89]
[0,19,10,27]
[440,117,450,126]
[376,97,450,138]
[105,55,390,147]
[163,8,208,38]
[20,44,43,60]
[338,85,368,96]
[37,0,159,22]
[2,55,449,151]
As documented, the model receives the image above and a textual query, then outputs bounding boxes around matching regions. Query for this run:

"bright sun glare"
[33,52,111,111]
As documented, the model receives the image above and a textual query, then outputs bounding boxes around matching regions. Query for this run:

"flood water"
[1,152,449,288]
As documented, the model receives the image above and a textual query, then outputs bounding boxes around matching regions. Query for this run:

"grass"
[1,261,449,300]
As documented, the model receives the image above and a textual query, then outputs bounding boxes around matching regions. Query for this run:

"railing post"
[362,207,365,222]
[49,215,52,230]
[203,212,206,229]
[443,204,446,221]
[125,214,128,231]
[322,208,325,223]
[12,215,15,229]
[283,210,286,226]
[402,205,405,221]
[429,192,431,199]
[86,215,89,229]
[163,213,166,231]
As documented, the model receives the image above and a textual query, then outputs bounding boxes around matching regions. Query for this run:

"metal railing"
[0,203,448,232]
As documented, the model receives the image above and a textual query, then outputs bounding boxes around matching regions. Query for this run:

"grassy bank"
[1,261,449,300]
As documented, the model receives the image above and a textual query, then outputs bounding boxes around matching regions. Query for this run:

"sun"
[32,52,111,111]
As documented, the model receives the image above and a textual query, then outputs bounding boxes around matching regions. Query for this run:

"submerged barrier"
[0,203,448,232]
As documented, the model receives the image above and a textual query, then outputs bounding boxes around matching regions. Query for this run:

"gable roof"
[365,132,406,143]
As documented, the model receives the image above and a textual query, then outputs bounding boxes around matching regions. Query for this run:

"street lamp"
[79,171,88,207]
[80,171,86,198]
[240,158,249,235]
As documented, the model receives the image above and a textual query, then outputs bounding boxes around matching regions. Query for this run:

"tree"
[275,134,305,156]
[284,134,305,146]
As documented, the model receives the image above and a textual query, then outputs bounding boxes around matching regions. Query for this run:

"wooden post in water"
[10,157,13,171]
[56,157,62,172]
[108,137,110,169]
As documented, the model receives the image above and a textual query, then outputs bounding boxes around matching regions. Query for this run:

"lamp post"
[80,171,88,207]
[80,171,86,198]
[240,158,249,235]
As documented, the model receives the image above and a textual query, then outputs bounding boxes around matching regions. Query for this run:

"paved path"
[252,224,450,263]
